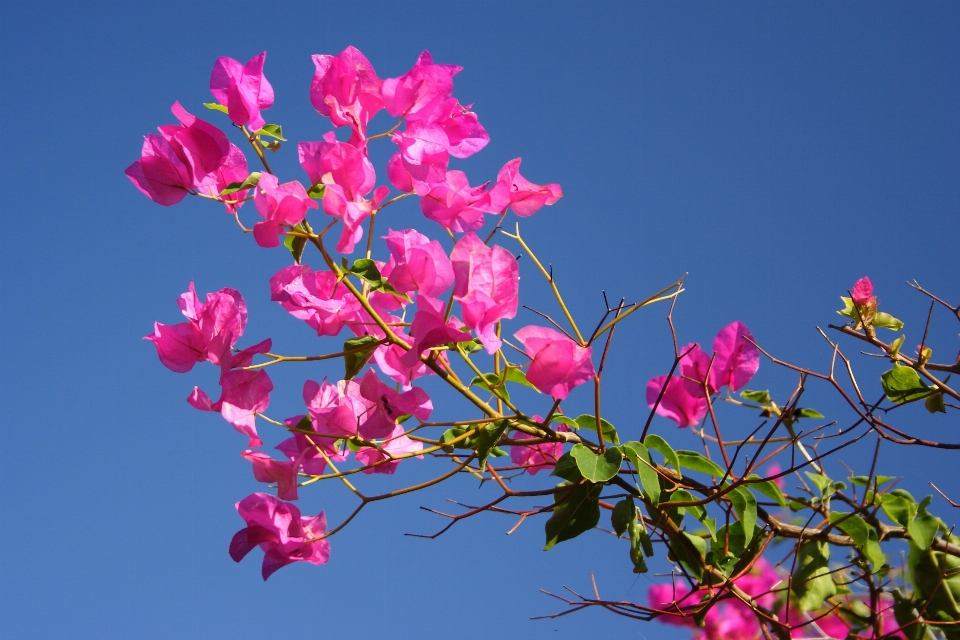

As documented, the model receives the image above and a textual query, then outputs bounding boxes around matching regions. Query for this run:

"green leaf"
[908,514,941,551]
[805,472,844,500]
[676,450,726,477]
[622,441,661,506]
[829,512,886,568]
[307,182,326,199]
[668,532,707,580]
[729,486,757,543]
[503,368,540,392]
[791,541,837,611]
[850,475,895,487]
[874,312,904,331]
[892,590,928,640]
[796,408,824,419]
[219,171,262,196]
[611,498,636,538]
[574,414,619,444]
[260,138,281,152]
[283,223,308,264]
[740,389,772,404]
[882,490,918,528]
[254,123,287,141]
[881,364,932,404]
[469,373,511,402]
[926,391,947,414]
[644,434,681,477]
[838,296,857,320]
[343,335,381,380]
[348,258,382,282]
[570,444,623,483]
[551,451,582,483]
[890,334,906,359]
[745,474,788,507]
[544,482,602,550]
[550,415,579,429]
[475,421,508,471]
[203,102,228,113]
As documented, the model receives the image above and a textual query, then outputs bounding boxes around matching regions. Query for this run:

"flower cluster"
[134,47,580,579]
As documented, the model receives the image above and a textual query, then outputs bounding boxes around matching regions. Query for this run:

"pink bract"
[482,158,563,217]
[125,102,233,206]
[210,52,274,132]
[270,264,363,337]
[646,375,708,428]
[450,233,519,353]
[310,46,383,142]
[514,326,595,400]
[241,450,300,501]
[381,51,461,120]
[303,378,371,439]
[229,493,330,580]
[710,321,760,392]
[400,296,473,368]
[355,424,424,474]
[188,368,273,447]
[851,276,874,307]
[420,170,490,233]
[383,229,454,297]
[357,369,432,439]
[252,173,318,248]
[510,418,568,475]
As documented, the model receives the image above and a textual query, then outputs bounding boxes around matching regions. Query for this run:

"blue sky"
[1,2,957,638]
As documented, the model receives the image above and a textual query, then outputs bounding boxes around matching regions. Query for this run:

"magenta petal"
[645,375,708,428]
[851,277,874,306]
[710,321,760,392]
[229,525,277,563]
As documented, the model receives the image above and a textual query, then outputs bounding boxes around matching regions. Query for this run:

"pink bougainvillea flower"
[678,342,714,398]
[510,417,568,475]
[229,493,330,580]
[302,378,371,439]
[145,283,248,371]
[210,52,274,132]
[357,369,432,439]
[275,414,349,478]
[188,369,273,447]
[648,558,780,638]
[241,450,300,501]
[298,133,385,252]
[390,122,451,193]
[381,51,461,120]
[851,276,874,307]
[420,170,490,233]
[310,46,383,142]
[429,97,489,158]
[251,173,318,248]
[270,264,363,337]
[764,462,785,489]
[400,296,473,368]
[355,424,424,474]
[645,375,708,428]
[372,337,432,389]
[450,233,519,353]
[514,326,595,400]
[710,321,760,392]
[194,143,250,213]
[125,102,232,206]
[481,158,563,217]
[383,229,454,297]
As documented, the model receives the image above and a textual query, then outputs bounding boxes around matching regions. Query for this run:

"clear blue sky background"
[1,2,957,638]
